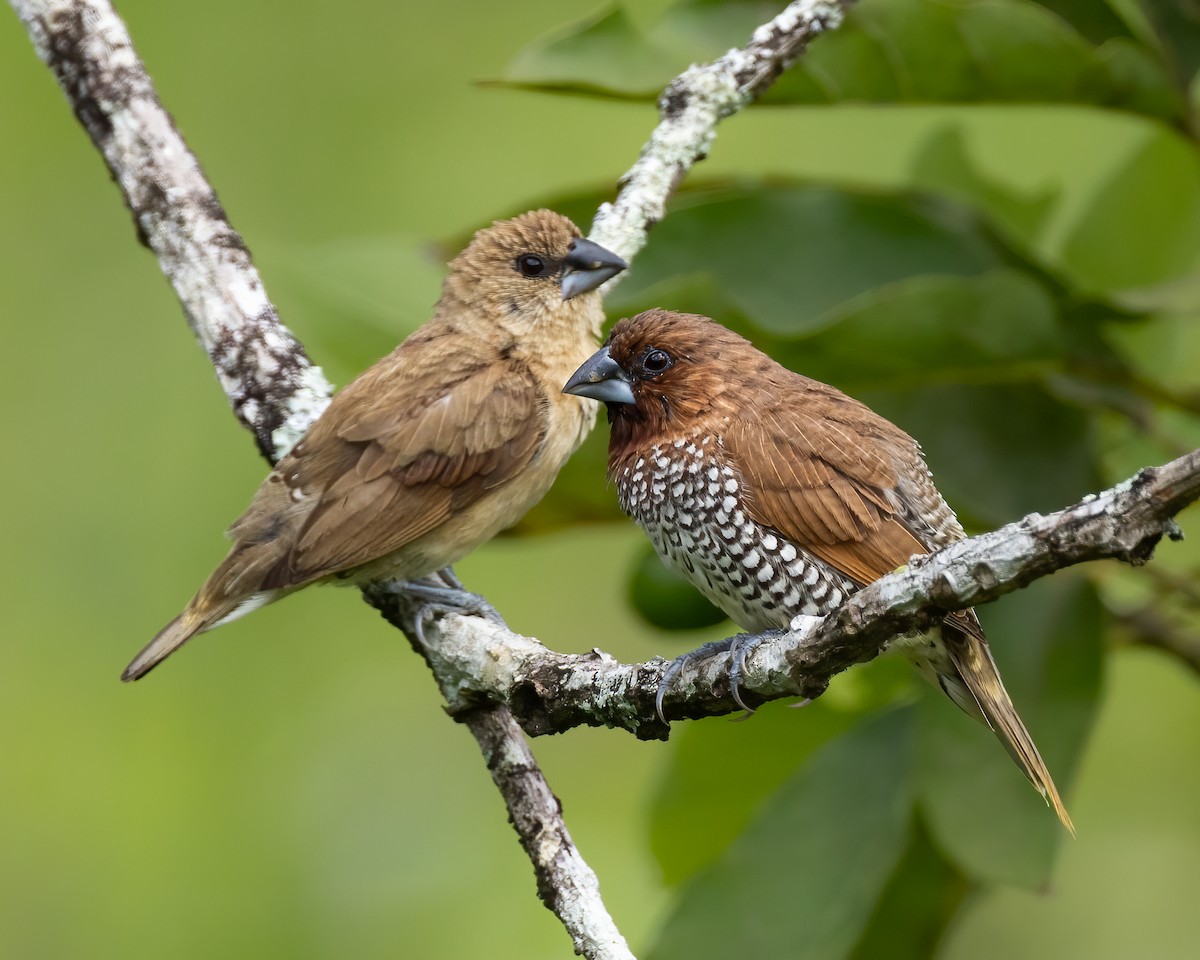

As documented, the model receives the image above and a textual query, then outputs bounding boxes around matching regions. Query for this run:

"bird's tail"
[121,530,296,682]
[121,609,212,682]
[121,566,282,681]
[941,624,1075,835]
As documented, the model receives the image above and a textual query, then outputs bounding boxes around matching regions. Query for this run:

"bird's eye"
[516,254,549,278]
[642,348,673,375]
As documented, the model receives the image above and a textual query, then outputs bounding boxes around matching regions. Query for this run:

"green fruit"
[628,545,728,631]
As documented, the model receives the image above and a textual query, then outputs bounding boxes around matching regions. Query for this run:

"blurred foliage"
[3,1,1200,959]
[627,542,727,629]
[501,1,1200,957]
[650,709,917,960]
[502,0,1188,126]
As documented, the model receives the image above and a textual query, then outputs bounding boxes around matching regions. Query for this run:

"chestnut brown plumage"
[122,210,625,681]
[564,309,1073,832]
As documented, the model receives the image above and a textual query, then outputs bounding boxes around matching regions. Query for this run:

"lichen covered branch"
[464,706,636,960]
[12,0,331,458]
[588,0,851,265]
[391,451,1200,737]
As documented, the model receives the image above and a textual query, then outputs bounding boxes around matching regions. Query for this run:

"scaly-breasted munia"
[564,309,1072,831]
[123,210,625,681]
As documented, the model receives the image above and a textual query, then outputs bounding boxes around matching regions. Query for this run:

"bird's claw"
[655,651,695,726]
[398,579,508,648]
[727,633,759,715]
[436,565,466,591]
[654,631,782,725]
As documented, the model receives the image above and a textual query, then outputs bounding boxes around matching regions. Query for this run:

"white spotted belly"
[615,434,856,632]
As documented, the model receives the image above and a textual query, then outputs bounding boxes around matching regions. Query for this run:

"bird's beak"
[563,345,636,405]
[561,238,627,300]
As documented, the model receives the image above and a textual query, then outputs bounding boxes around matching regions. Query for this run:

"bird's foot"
[655,629,786,726]
[435,565,467,591]
[394,577,508,647]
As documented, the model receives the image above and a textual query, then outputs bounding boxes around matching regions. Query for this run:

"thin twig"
[588,0,850,266]
[1141,565,1200,610]
[1112,606,1200,675]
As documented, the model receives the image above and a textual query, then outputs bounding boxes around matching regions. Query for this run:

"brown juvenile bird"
[564,309,1072,831]
[123,210,625,681]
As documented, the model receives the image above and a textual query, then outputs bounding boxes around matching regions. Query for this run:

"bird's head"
[444,210,626,341]
[563,309,756,456]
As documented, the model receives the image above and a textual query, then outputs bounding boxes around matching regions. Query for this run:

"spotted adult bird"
[564,309,1072,831]
[122,210,626,681]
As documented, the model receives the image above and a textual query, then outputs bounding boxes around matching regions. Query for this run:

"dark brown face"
[563,309,742,459]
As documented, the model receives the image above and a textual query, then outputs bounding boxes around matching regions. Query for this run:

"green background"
[2,1,1198,957]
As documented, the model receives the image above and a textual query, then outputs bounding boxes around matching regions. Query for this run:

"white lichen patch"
[271,364,333,458]
[757,0,846,46]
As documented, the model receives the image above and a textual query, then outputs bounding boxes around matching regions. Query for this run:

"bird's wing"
[725,396,929,586]
[255,345,544,586]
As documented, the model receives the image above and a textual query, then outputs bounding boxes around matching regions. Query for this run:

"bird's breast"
[614,433,856,632]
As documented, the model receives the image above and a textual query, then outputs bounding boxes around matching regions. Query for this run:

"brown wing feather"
[726,387,927,586]
[288,368,541,580]
[225,337,543,589]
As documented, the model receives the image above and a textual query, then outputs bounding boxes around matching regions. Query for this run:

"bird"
[563,308,1073,831]
[122,210,626,681]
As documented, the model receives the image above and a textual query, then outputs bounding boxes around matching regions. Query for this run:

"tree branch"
[12,0,849,957]
[588,0,849,265]
[465,706,634,959]
[371,451,1200,736]
[11,0,331,459]
[1112,604,1200,676]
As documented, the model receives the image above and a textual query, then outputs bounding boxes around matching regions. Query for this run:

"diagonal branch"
[12,0,851,957]
[1113,604,1200,675]
[371,450,1200,737]
[11,0,331,459]
[588,0,849,266]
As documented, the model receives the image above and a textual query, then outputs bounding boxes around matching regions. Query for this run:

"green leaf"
[1090,37,1189,121]
[873,0,1095,102]
[607,185,1005,336]
[648,709,916,960]
[764,270,1064,391]
[648,654,924,886]
[653,0,793,63]
[847,815,972,960]
[1107,270,1200,314]
[502,5,669,98]
[1134,0,1200,103]
[1103,312,1200,402]
[649,701,861,886]
[916,575,1105,888]
[501,0,1184,123]
[861,381,1102,528]
[909,123,1061,248]
[1061,127,1200,297]
[1034,0,1140,45]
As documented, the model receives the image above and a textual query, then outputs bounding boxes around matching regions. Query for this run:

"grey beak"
[563,345,636,405]
[561,238,627,300]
